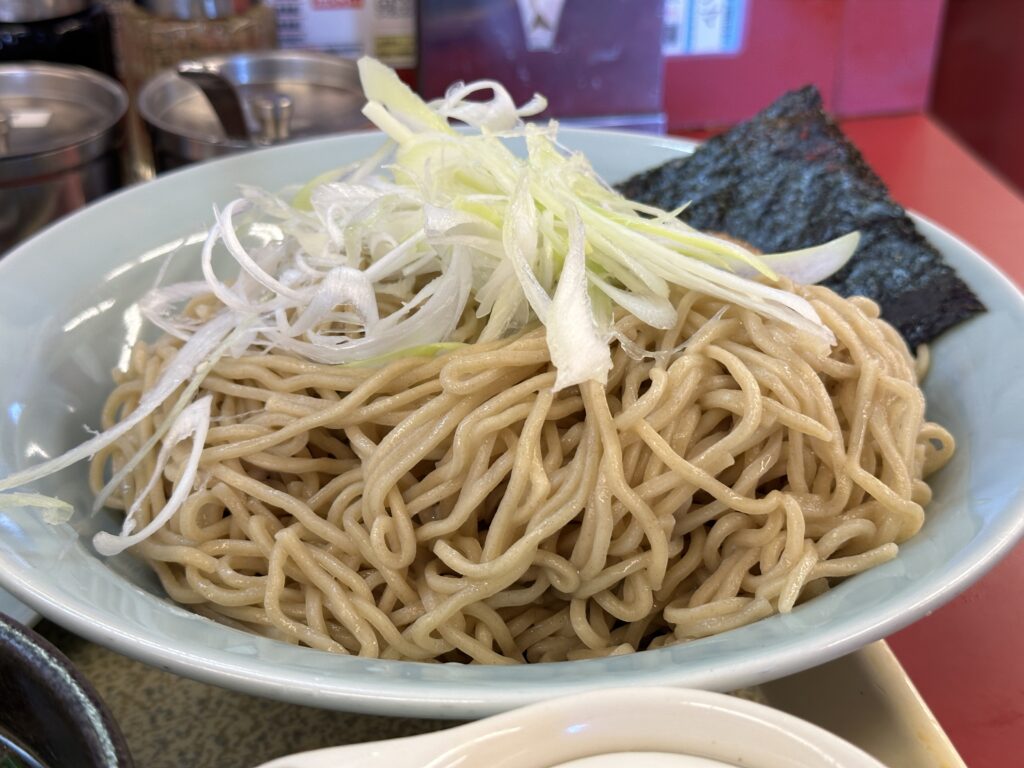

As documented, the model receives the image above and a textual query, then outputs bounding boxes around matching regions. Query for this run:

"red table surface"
[681,114,1024,767]
[845,115,1024,768]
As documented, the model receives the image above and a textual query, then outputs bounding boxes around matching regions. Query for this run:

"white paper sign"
[663,0,746,56]
[267,0,415,67]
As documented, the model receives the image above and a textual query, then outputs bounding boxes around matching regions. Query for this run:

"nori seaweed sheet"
[616,86,985,349]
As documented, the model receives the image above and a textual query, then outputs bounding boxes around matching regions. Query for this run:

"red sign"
[312,0,363,9]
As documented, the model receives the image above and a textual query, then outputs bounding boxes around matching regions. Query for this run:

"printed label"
[267,0,415,67]
[663,0,747,56]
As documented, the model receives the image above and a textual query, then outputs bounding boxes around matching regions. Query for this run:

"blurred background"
[0,0,1020,250]
[2,5,1023,767]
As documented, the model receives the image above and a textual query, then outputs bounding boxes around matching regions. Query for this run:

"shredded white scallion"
[92,396,212,557]
[0,493,74,525]
[0,57,860,556]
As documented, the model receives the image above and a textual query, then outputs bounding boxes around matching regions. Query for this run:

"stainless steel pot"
[0,63,128,254]
[0,0,91,23]
[138,50,367,173]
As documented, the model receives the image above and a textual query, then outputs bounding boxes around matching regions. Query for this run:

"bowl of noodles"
[0,61,1023,717]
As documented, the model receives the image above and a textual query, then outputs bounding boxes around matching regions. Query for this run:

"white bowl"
[0,589,36,627]
[253,687,885,768]
[0,129,1023,717]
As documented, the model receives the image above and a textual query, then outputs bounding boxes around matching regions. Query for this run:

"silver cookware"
[0,63,127,253]
[138,50,367,172]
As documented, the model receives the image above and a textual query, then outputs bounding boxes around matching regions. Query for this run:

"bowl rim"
[0,613,133,767]
[253,686,886,767]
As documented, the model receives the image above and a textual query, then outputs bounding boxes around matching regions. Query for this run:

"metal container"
[138,50,366,172]
[0,0,92,23]
[0,63,128,254]
[0,1,115,77]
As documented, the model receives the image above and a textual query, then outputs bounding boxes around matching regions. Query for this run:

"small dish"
[0,613,133,768]
[254,687,885,768]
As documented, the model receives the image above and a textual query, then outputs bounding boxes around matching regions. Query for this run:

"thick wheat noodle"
[90,282,954,663]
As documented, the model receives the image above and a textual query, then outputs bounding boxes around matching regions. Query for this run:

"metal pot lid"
[0,63,127,183]
[135,0,259,21]
[0,0,92,24]
[138,51,367,151]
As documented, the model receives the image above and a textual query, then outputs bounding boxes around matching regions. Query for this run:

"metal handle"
[253,94,294,146]
[275,95,293,142]
[0,111,9,156]
[176,61,251,143]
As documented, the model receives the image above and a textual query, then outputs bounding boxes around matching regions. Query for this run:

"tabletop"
[38,623,964,768]
[6,111,1022,768]
[835,113,1024,768]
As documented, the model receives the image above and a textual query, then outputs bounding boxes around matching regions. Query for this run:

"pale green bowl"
[0,130,1021,718]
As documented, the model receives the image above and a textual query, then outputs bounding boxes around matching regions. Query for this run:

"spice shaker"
[0,1,116,76]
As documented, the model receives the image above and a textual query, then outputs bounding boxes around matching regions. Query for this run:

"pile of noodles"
[89,280,953,663]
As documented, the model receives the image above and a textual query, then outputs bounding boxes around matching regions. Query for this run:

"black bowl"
[0,613,133,767]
